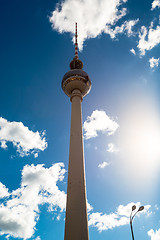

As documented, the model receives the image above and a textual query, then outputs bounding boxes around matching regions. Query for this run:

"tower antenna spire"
[75,22,78,59]
[70,23,83,69]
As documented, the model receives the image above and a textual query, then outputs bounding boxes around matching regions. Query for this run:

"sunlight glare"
[118,97,160,190]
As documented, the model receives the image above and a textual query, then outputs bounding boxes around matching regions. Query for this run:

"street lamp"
[130,205,144,240]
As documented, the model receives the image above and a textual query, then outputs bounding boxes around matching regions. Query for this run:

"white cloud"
[1,140,7,149]
[0,117,47,157]
[83,110,119,139]
[107,143,119,153]
[35,237,41,240]
[89,212,128,231]
[130,48,136,55]
[117,202,151,217]
[0,163,66,239]
[34,153,39,158]
[125,19,139,36]
[87,201,93,212]
[98,161,110,169]
[154,204,159,210]
[105,19,139,39]
[89,202,151,232]
[149,57,160,68]
[138,23,160,55]
[50,0,139,50]
[0,183,10,198]
[148,229,160,240]
[0,162,93,239]
[151,0,160,10]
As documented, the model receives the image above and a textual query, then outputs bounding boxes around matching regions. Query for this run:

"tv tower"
[62,23,91,240]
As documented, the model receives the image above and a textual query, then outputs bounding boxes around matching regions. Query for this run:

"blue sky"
[0,0,160,239]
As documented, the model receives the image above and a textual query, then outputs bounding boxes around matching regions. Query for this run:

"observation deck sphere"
[62,69,91,98]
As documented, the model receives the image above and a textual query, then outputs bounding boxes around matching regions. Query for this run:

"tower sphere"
[62,58,91,98]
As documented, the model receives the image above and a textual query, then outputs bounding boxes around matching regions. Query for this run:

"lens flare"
[117,97,160,191]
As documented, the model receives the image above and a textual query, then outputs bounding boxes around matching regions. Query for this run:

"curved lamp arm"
[130,205,144,240]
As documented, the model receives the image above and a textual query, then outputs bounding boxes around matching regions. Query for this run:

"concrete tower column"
[62,23,91,240]
[64,89,89,240]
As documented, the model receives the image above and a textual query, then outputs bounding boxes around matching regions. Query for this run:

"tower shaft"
[64,89,89,240]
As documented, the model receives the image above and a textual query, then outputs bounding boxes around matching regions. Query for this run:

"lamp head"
[138,206,144,212]
[132,205,136,211]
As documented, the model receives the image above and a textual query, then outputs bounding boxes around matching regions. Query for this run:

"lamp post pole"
[130,205,144,240]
